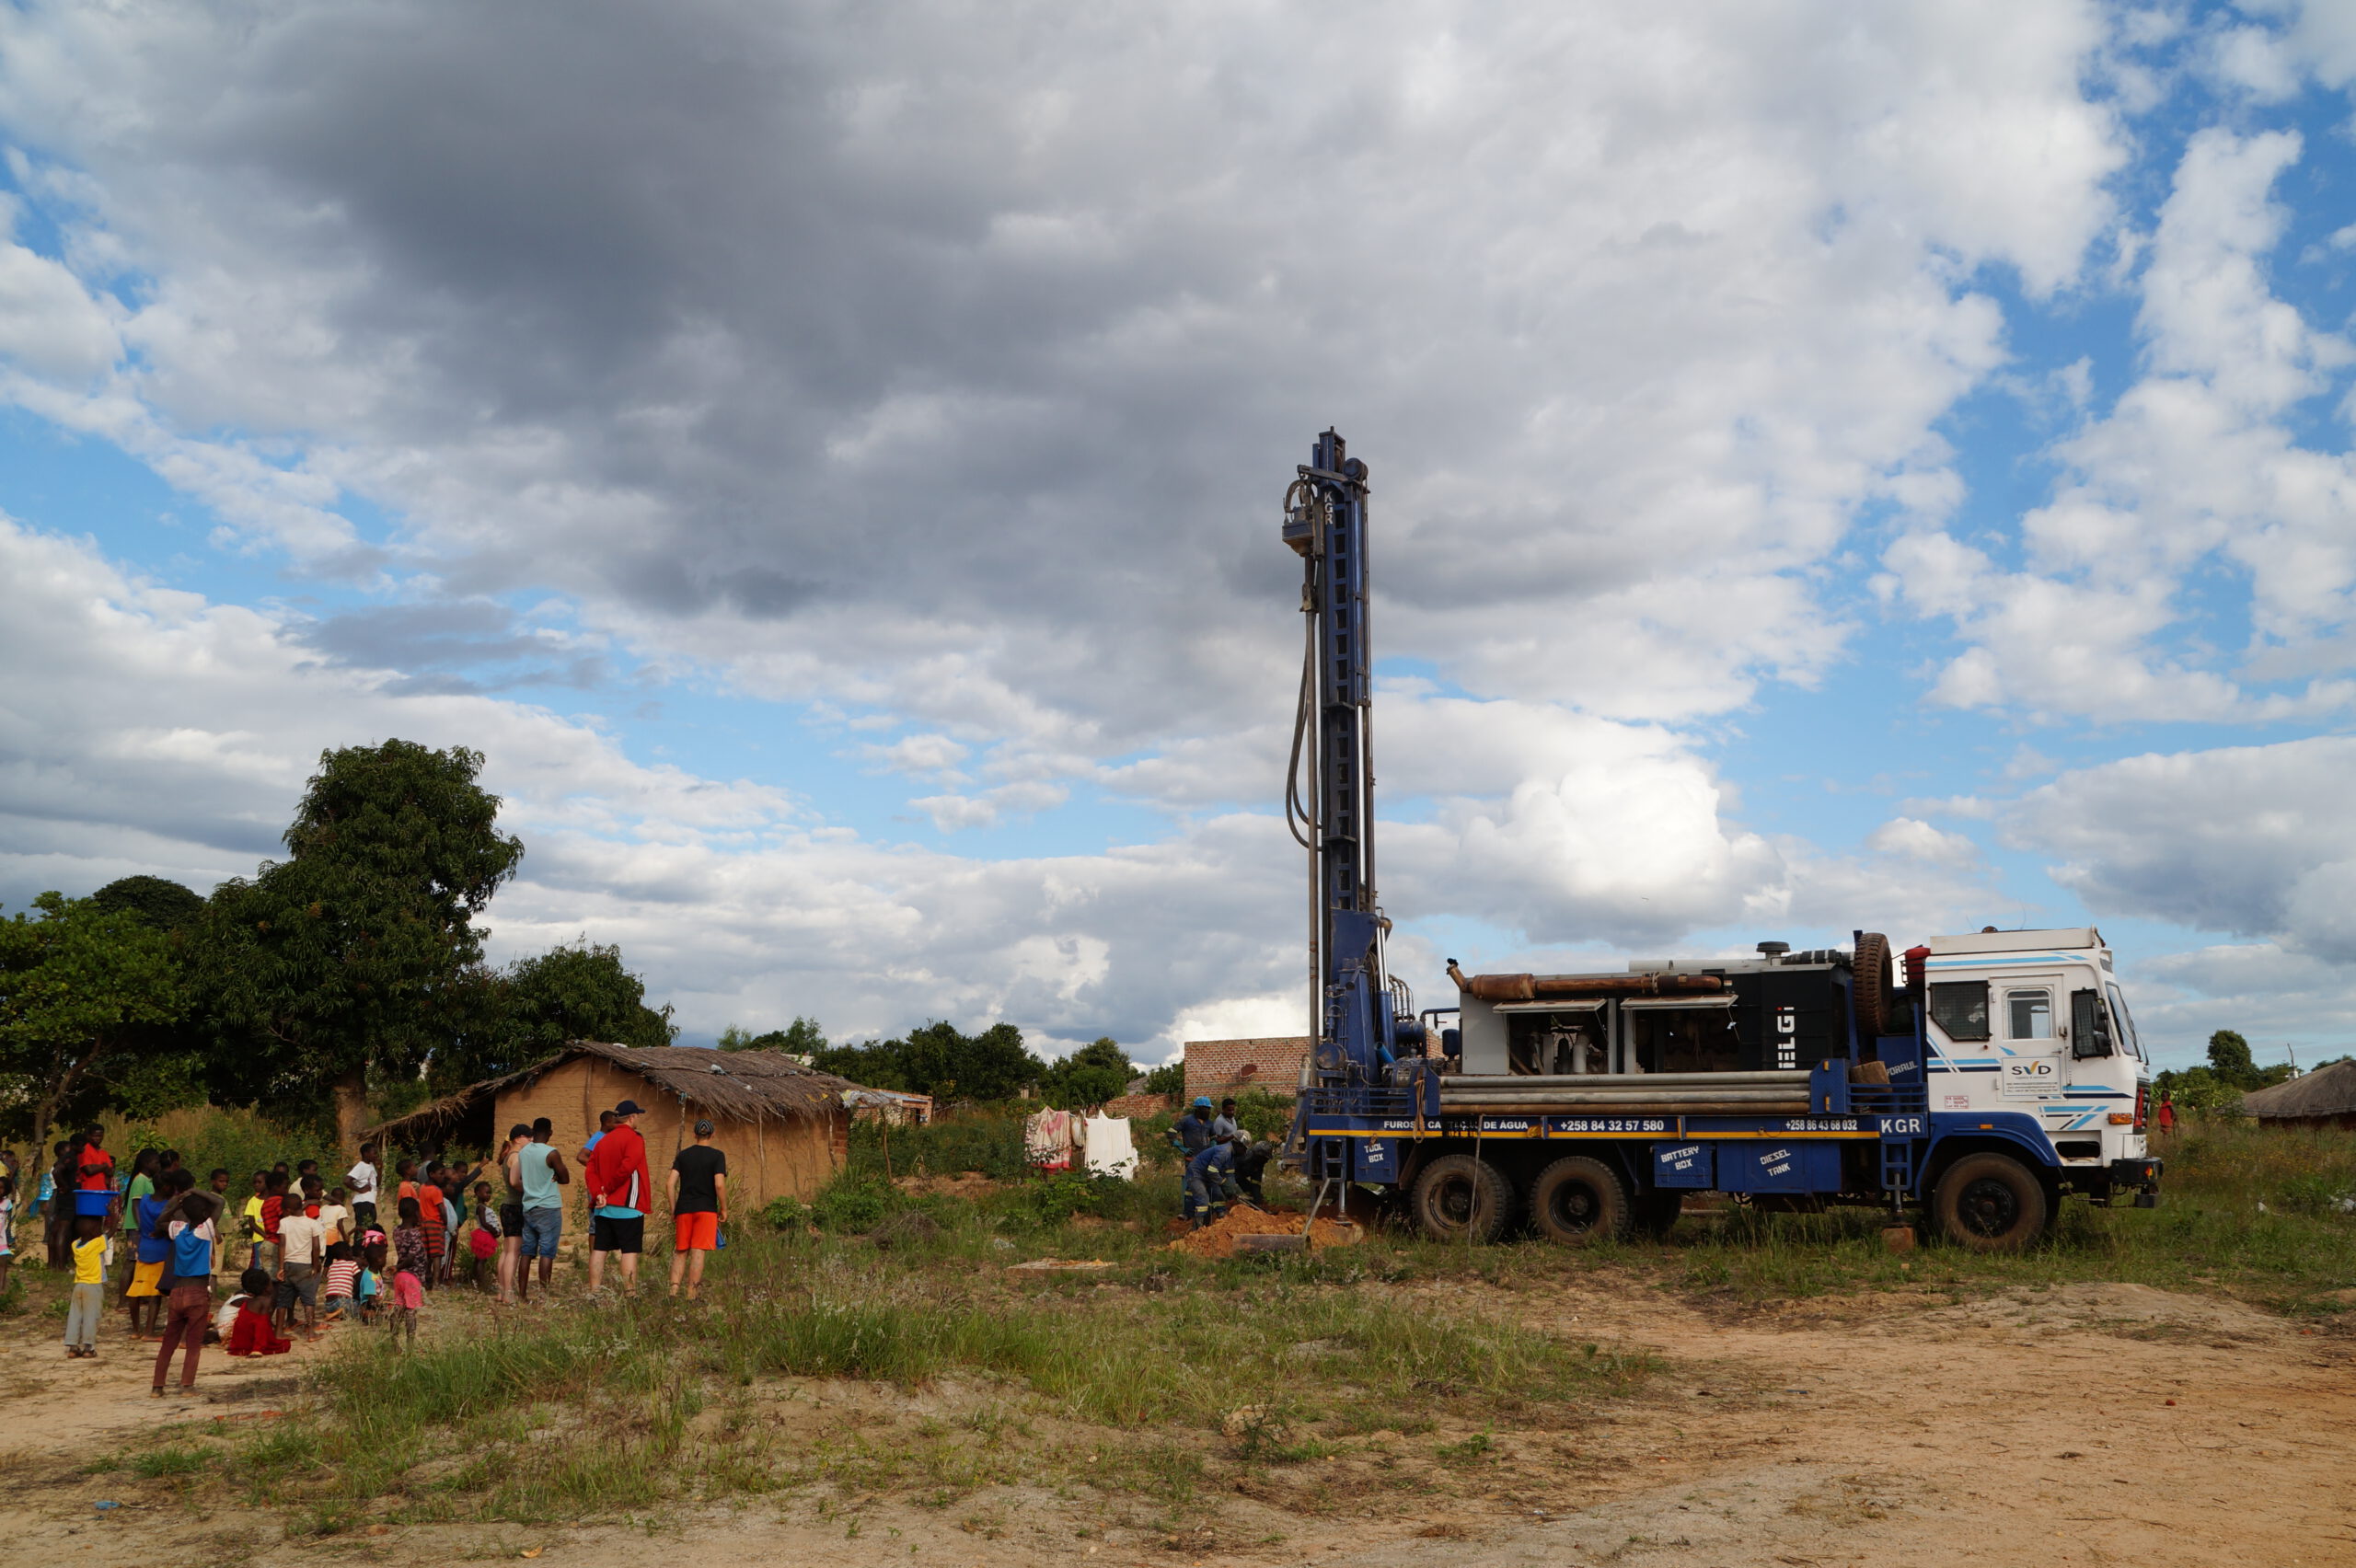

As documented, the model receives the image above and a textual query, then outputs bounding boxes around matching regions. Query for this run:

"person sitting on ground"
[667,1119,728,1301]
[212,1275,252,1345]
[226,1265,293,1357]
[320,1241,360,1320]
[1184,1138,1239,1228]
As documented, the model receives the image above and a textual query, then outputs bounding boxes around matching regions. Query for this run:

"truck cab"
[1917,927,2155,1206]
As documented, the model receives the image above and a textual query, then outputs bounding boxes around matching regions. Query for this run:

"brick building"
[1183,1036,1311,1101]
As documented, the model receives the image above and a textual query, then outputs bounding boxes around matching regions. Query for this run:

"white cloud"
[0,0,2127,761]
[1888,125,2356,723]
[1865,816,1981,870]
[2006,736,2356,961]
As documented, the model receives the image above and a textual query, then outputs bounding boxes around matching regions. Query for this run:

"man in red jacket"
[583,1100,653,1296]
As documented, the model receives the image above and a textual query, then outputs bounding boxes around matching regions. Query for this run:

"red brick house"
[1183,1036,1310,1101]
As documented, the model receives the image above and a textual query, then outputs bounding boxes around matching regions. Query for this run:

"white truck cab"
[1916,927,2153,1196]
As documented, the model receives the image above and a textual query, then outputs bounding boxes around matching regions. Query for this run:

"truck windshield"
[2106,984,2143,1060]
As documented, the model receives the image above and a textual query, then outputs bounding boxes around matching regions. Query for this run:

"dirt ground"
[4,1269,2351,1568]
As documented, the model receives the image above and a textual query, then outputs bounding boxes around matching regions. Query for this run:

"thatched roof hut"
[2240,1059,2356,1129]
[365,1040,861,1208]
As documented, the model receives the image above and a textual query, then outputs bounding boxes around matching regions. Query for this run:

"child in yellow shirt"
[65,1214,107,1356]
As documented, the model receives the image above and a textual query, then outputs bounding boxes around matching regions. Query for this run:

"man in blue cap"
[1166,1097,1218,1218]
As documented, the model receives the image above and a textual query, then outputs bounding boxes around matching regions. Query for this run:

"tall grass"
[1658,1119,2356,1309]
[226,1222,1647,1528]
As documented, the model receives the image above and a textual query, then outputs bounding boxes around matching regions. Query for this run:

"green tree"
[199,740,524,1152]
[1141,1060,1185,1096]
[88,875,206,931]
[719,1016,826,1055]
[2207,1030,2258,1089]
[437,939,675,1090]
[1039,1036,1133,1110]
[0,892,188,1153]
[808,1039,910,1091]
[811,1020,1042,1101]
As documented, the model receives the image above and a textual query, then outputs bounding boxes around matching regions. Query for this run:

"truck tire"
[1411,1154,1515,1244]
[1529,1157,1631,1246]
[1634,1190,1683,1238]
[1853,931,1893,1038]
[1932,1152,2049,1252]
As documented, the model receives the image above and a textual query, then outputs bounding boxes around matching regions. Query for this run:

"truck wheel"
[1634,1190,1683,1238]
[1530,1157,1631,1246]
[1853,931,1893,1038]
[1932,1153,2048,1252]
[1410,1154,1514,1244]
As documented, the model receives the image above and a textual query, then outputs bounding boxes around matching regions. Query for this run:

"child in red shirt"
[225,1266,292,1357]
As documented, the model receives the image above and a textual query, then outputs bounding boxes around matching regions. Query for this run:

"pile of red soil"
[1165,1204,1364,1258]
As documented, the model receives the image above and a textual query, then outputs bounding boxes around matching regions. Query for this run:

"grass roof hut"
[2240,1059,2356,1130]
[364,1041,859,1210]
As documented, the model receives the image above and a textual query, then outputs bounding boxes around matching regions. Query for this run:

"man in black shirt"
[667,1119,729,1300]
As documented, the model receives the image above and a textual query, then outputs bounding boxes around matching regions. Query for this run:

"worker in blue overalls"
[1169,1096,1218,1220]
[1184,1138,1239,1228]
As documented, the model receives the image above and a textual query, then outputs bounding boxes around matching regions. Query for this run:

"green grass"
[1645,1120,2356,1312]
[102,1120,2353,1531]
[189,1195,1647,1528]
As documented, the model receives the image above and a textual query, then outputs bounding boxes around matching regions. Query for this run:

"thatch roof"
[2241,1058,2356,1121]
[364,1039,860,1147]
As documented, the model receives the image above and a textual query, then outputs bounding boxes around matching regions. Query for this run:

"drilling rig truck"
[1277,429,2161,1251]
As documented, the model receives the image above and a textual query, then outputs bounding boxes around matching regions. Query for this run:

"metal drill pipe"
[1446,1071,1809,1089]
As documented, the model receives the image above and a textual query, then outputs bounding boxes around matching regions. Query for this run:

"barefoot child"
[389,1199,427,1349]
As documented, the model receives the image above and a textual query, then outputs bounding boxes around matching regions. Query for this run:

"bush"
[846,1109,1028,1182]
[812,1180,892,1234]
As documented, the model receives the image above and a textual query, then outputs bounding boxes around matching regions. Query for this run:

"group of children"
[31,1128,537,1379]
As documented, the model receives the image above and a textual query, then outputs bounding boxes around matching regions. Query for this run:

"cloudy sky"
[2,1,2352,1069]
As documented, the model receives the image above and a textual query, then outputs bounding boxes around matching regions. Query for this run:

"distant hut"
[2240,1059,2356,1130]
[364,1041,859,1209]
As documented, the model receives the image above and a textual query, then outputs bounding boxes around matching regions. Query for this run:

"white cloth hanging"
[1081,1114,1138,1181]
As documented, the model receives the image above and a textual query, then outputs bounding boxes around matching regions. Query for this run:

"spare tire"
[1853,931,1894,1039]
[1410,1154,1515,1244]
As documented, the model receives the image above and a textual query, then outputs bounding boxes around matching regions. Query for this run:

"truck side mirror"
[2070,989,2112,1060]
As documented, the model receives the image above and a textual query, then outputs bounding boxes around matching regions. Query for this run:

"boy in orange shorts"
[665,1119,727,1300]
